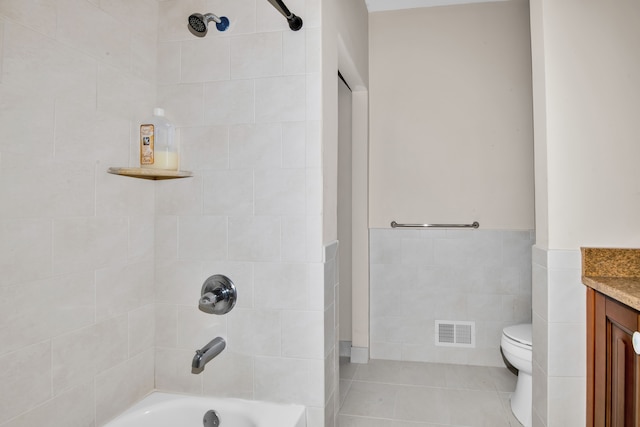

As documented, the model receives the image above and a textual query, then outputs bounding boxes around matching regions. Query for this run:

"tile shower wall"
[152,1,331,426]
[370,228,534,367]
[0,0,158,425]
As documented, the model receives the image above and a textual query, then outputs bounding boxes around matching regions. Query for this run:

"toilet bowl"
[501,323,532,427]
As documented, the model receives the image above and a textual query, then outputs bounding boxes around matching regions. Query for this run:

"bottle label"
[140,124,154,165]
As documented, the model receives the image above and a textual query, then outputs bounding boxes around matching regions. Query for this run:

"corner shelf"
[107,167,193,180]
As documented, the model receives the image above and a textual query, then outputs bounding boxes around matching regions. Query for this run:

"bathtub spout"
[192,337,226,374]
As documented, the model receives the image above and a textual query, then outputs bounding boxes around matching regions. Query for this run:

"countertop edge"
[582,276,640,312]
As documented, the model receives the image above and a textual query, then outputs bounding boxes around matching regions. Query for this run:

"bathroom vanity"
[582,248,640,427]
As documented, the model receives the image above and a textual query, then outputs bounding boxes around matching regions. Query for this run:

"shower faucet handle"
[198,274,237,315]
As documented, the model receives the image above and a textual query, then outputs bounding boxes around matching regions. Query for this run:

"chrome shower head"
[188,12,229,37]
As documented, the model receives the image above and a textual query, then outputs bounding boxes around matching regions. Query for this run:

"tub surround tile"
[95,349,155,426]
[0,341,52,424]
[155,347,203,394]
[181,37,230,83]
[0,382,95,427]
[0,272,95,356]
[51,315,129,395]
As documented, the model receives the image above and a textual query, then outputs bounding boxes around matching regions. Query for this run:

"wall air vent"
[435,320,475,348]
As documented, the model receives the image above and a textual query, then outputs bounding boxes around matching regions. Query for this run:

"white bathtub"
[104,392,306,427]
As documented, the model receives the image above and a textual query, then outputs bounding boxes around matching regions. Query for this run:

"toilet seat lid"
[503,324,532,347]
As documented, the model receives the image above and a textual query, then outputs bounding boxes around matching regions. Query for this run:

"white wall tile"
[0,218,53,287]
[0,341,52,424]
[0,20,3,84]
[532,312,548,376]
[155,303,178,348]
[532,359,548,426]
[155,347,202,393]
[0,156,95,218]
[128,304,155,356]
[181,37,230,83]
[284,30,306,75]
[131,34,157,83]
[282,122,306,168]
[0,85,55,156]
[1,1,157,423]
[2,21,97,106]
[254,262,309,310]
[254,356,324,406]
[306,72,321,120]
[203,350,254,399]
[547,322,585,377]
[547,376,585,427]
[95,261,154,322]
[98,0,159,41]
[95,349,155,425]
[128,215,155,263]
[157,83,205,127]
[255,75,306,123]
[0,382,95,427]
[155,176,203,215]
[180,125,229,171]
[532,262,548,321]
[230,32,283,79]
[204,79,255,125]
[306,28,321,73]
[57,0,131,70]
[282,216,308,262]
[177,215,227,260]
[53,216,129,275]
[306,168,322,215]
[97,167,154,217]
[203,170,254,215]
[229,123,282,169]
[255,169,306,215]
[52,315,128,394]
[0,272,94,356]
[155,215,178,260]
[157,42,181,85]
[176,306,227,350]
[228,216,281,261]
[0,0,57,35]
[227,308,281,356]
[547,267,584,323]
[96,64,140,119]
[306,120,322,168]
[281,311,325,359]
[155,259,204,305]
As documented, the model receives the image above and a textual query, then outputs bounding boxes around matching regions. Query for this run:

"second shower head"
[188,13,229,37]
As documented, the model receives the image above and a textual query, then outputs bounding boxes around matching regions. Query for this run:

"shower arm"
[266,0,303,31]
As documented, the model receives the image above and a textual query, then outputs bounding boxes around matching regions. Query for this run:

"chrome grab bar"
[390,221,480,229]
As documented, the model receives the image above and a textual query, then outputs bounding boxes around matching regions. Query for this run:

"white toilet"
[501,323,533,427]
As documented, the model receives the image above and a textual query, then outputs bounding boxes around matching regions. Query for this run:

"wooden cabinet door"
[589,290,640,427]
[604,296,640,427]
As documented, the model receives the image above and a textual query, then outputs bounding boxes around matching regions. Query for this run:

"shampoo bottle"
[140,108,178,170]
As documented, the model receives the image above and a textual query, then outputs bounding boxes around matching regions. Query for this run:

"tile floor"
[338,358,523,427]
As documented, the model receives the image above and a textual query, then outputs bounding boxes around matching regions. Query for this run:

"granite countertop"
[582,248,640,311]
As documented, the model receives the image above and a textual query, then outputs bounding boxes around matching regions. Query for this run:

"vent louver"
[435,320,475,347]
